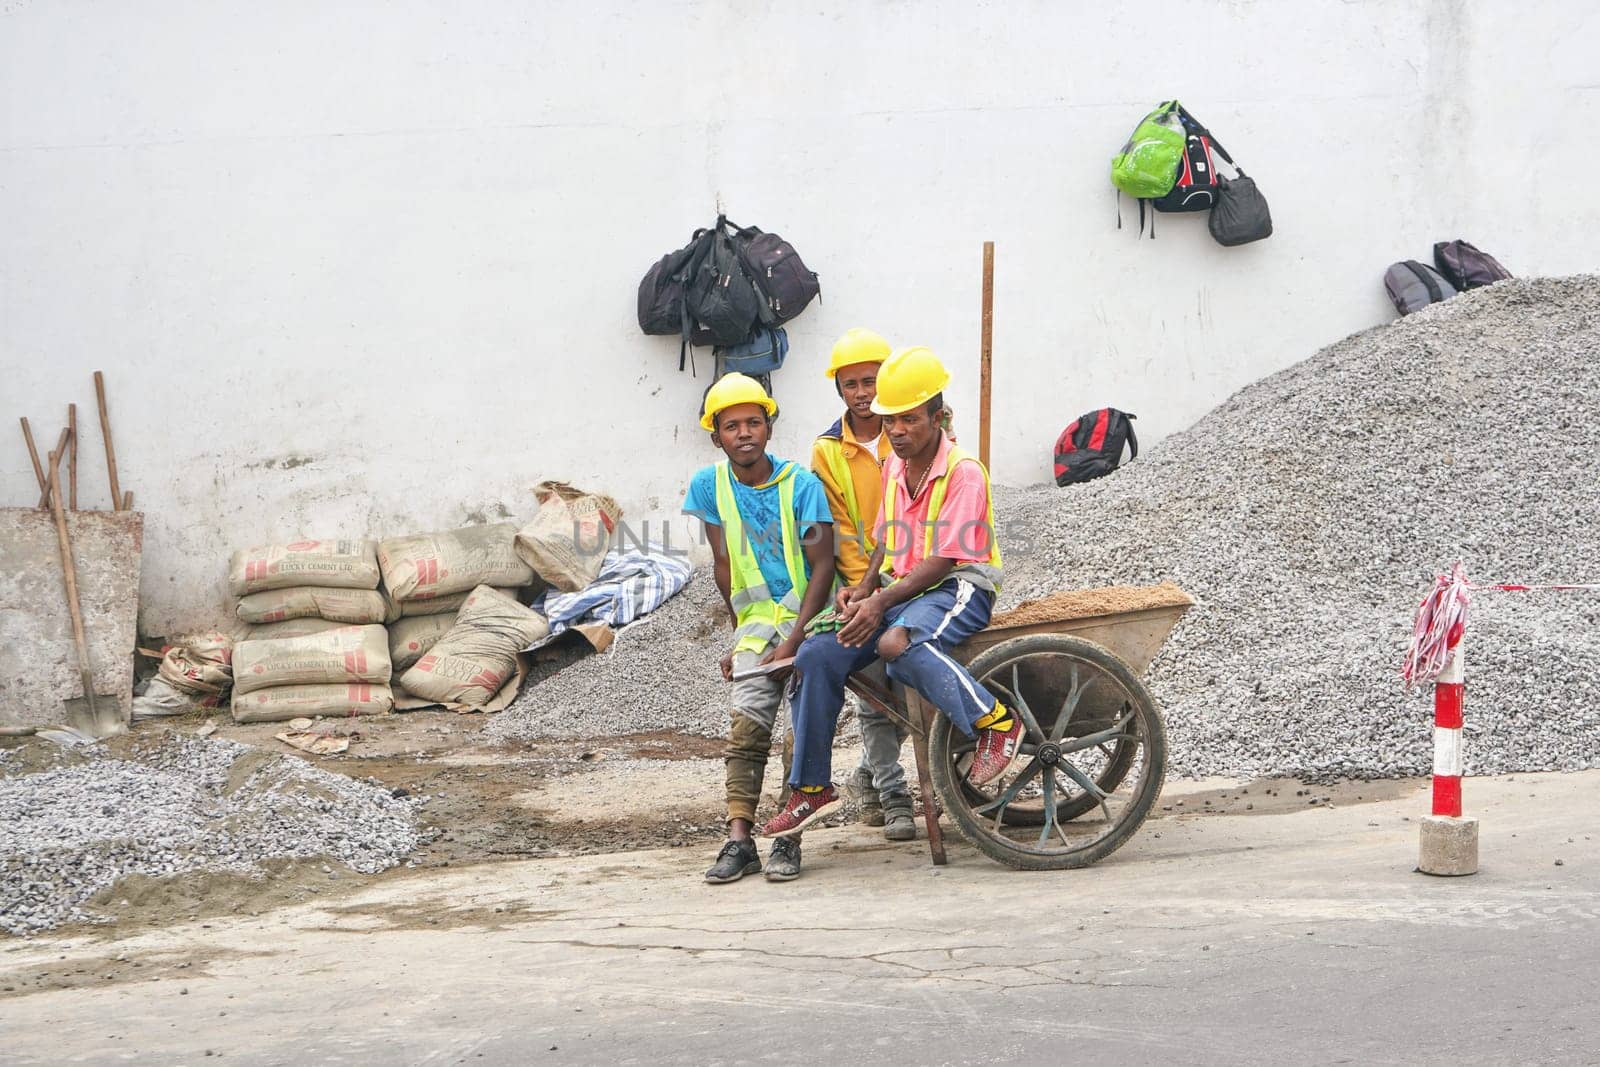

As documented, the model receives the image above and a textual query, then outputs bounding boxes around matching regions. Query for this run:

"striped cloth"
[527,545,693,650]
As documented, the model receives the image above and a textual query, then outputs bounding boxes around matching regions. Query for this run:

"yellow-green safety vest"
[880,445,1003,594]
[816,439,870,561]
[715,461,809,654]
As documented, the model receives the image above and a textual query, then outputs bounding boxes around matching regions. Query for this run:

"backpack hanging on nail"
[1111,101,1186,238]
[1151,106,1233,213]
[728,222,820,326]
[1054,408,1138,486]
[638,216,818,374]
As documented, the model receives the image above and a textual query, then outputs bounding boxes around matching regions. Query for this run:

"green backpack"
[1110,101,1186,199]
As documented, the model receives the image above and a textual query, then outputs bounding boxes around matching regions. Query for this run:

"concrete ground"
[2,770,1597,1066]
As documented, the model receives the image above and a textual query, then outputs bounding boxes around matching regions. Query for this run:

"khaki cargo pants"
[726,648,793,825]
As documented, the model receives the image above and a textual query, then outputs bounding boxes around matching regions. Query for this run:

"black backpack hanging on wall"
[1054,408,1138,486]
[638,216,818,372]
[1152,106,1232,213]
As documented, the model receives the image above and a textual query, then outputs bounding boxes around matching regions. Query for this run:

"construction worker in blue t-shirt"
[682,373,835,884]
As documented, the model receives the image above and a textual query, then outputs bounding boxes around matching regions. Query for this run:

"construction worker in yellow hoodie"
[809,328,917,842]
[684,373,835,884]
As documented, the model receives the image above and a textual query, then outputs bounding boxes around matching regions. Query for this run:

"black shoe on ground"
[765,836,802,881]
[882,797,917,842]
[704,838,762,884]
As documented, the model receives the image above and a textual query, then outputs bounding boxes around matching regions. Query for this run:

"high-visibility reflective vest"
[880,445,1003,594]
[715,461,809,654]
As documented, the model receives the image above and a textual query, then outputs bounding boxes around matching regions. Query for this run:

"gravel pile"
[494,277,1600,782]
[493,574,734,742]
[0,735,420,935]
[997,276,1600,780]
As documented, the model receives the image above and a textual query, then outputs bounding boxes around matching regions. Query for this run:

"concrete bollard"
[1419,644,1478,876]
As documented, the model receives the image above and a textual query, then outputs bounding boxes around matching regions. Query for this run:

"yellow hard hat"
[870,346,952,415]
[825,327,891,379]
[700,372,778,432]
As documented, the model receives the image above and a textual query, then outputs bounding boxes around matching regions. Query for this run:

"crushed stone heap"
[998,276,1600,780]
[496,277,1600,782]
[0,736,420,935]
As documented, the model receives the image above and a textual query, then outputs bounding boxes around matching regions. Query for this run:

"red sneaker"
[759,785,842,838]
[967,713,1027,786]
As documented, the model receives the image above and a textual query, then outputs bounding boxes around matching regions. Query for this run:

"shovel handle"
[47,452,97,711]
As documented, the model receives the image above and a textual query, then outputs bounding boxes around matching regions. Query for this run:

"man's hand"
[834,583,862,614]
[719,651,734,682]
[837,592,886,648]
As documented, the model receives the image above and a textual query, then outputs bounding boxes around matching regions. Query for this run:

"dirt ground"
[2,707,1422,956]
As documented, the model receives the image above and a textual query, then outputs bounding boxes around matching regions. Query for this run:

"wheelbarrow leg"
[904,690,947,866]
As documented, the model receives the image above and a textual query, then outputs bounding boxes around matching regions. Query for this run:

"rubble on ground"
[0,735,419,935]
[494,277,1600,782]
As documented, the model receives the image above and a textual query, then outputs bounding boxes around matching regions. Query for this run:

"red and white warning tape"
[1403,563,1598,818]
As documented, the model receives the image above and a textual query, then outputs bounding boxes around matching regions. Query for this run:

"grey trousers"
[852,702,909,799]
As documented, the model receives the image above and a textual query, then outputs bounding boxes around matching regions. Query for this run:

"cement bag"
[400,586,549,707]
[396,586,520,617]
[246,617,350,642]
[157,632,234,701]
[514,481,622,592]
[378,523,535,602]
[233,625,391,696]
[236,587,395,625]
[388,614,457,673]
[233,683,394,723]
[227,539,380,596]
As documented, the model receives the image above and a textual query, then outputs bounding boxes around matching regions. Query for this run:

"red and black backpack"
[1152,106,1234,213]
[1054,408,1138,486]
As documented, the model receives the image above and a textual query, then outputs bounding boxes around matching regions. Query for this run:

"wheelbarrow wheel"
[929,633,1165,870]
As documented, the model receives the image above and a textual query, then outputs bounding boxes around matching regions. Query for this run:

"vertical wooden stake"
[19,417,48,502]
[979,241,995,470]
[41,427,69,509]
[67,403,78,511]
[94,371,123,510]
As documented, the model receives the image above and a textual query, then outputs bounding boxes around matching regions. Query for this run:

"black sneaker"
[704,839,761,884]
[765,836,801,882]
[882,796,917,842]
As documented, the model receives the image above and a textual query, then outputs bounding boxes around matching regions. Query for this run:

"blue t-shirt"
[683,456,832,603]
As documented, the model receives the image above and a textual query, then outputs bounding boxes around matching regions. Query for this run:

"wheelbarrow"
[841,581,1194,870]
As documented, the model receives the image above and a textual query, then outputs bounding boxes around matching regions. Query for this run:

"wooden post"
[67,403,78,511]
[904,690,948,866]
[94,371,123,510]
[19,417,48,502]
[979,241,994,470]
[41,427,69,509]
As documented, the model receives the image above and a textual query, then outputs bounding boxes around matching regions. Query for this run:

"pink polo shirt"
[874,432,995,579]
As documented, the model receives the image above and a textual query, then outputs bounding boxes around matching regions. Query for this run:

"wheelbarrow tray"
[957,580,1195,672]
[844,581,1194,867]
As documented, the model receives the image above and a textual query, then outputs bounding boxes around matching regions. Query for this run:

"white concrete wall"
[3,1,1596,635]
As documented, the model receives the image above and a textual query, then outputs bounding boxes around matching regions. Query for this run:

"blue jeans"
[789,577,997,788]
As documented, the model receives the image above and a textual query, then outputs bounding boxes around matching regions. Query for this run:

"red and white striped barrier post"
[1419,639,1478,876]
[1431,642,1465,817]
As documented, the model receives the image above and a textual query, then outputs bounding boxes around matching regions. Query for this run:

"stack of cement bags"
[230,540,391,640]
[398,586,550,708]
[378,524,539,702]
[231,624,393,723]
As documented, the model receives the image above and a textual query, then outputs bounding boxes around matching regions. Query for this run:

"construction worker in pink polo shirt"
[760,346,1023,840]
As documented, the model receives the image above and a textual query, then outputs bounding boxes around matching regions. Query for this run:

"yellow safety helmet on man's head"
[825,327,892,379]
[870,346,952,415]
[700,372,779,432]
